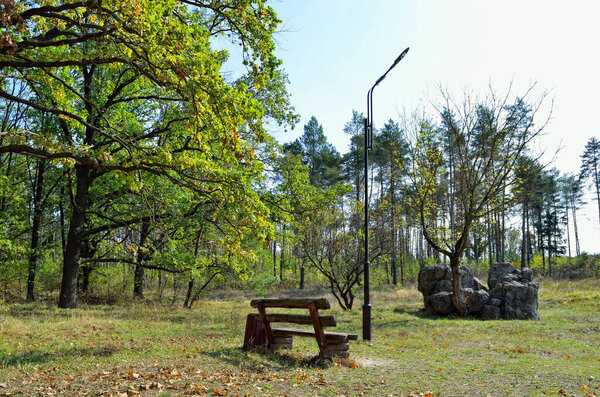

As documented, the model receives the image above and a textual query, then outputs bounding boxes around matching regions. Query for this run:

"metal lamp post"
[363,47,409,341]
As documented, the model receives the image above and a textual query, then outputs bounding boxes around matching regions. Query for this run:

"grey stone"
[433,265,448,280]
[430,292,454,314]
[502,281,539,320]
[420,280,438,297]
[481,304,501,320]
[489,284,503,300]
[418,265,445,291]
[417,261,539,320]
[459,265,476,289]
[418,265,450,309]
[443,266,452,280]
[462,288,489,313]
[521,268,534,281]
[433,279,453,294]
[488,262,521,290]
[473,276,489,292]
[489,298,502,306]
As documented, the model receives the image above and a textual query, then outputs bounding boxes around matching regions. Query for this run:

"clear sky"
[258,1,600,253]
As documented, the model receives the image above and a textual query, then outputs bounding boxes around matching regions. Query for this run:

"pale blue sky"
[228,1,600,253]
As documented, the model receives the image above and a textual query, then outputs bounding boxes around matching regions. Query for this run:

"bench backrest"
[250,298,330,310]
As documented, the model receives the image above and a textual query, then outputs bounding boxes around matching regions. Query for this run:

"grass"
[0,279,599,396]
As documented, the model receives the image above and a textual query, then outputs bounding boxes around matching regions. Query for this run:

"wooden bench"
[245,298,358,358]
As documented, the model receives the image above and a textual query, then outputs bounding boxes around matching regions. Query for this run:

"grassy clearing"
[0,279,599,396]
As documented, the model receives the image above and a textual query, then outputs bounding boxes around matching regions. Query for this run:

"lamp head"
[392,47,410,68]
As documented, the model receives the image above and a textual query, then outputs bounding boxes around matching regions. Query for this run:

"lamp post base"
[362,303,371,340]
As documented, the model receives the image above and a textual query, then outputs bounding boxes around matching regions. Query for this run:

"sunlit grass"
[0,279,599,396]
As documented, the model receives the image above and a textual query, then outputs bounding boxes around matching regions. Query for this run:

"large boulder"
[418,264,452,309]
[488,263,539,320]
[430,291,454,314]
[498,280,540,320]
[417,264,487,315]
[481,304,501,320]
[433,279,453,294]
[459,265,476,289]
[416,262,539,320]
[462,288,490,314]
[488,262,521,289]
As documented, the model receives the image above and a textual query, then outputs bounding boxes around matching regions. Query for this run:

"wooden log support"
[271,335,293,350]
[323,350,350,358]
[323,342,349,351]
[242,313,268,349]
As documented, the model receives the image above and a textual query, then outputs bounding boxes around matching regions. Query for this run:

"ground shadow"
[392,306,487,321]
[200,346,333,371]
[393,307,437,318]
[0,345,119,367]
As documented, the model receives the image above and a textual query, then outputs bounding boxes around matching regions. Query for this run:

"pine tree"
[580,137,600,225]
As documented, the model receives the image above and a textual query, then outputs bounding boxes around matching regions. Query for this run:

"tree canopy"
[0,0,295,307]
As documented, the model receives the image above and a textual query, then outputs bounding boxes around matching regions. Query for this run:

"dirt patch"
[356,357,396,367]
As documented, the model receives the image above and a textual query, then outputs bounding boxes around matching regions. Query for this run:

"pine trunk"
[520,199,527,270]
[571,194,580,256]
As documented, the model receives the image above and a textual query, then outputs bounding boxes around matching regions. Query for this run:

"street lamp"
[363,47,409,341]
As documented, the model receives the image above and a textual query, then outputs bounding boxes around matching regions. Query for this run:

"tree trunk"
[299,263,305,290]
[520,199,527,270]
[79,238,96,294]
[81,264,91,293]
[571,194,580,256]
[59,164,92,308]
[565,199,571,257]
[184,278,194,308]
[134,220,150,298]
[272,240,277,278]
[58,187,66,257]
[27,159,46,301]
[59,64,96,309]
[487,212,493,267]
[449,255,465,315]
[526,205,531,265]
[500,208,506,262]
[390,167,397,285]
[594,158,600,226]
[279,234,285,282]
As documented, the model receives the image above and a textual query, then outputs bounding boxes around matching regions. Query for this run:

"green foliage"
[88,265,131,304]
[33,252,63,299]
[248,271,279,296]
[0,0,301,305]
